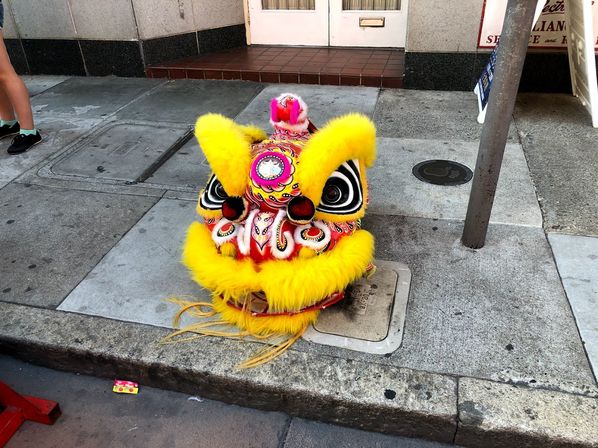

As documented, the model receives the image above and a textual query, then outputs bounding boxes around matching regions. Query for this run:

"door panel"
[248,0,328,45]
[247,0,408,47]
[330,0,408,47]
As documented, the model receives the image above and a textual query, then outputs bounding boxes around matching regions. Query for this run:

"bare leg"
[0,31,34,129]
[0,86,15,121]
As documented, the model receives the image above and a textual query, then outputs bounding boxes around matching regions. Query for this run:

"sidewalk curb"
[1,302,597,447]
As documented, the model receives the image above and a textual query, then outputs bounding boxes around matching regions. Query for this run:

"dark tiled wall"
[404,52,486,91]
[21,40,87,76]
[197,25,246,54]
[79,41,145,77]
[6,24,246,77]
[141,32,199,67]
[404,51,593,93]
[4,39,29,74]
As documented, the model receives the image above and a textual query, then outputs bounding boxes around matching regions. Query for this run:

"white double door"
[247,0,408,47]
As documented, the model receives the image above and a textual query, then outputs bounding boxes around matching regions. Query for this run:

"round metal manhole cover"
[412,160,473,186]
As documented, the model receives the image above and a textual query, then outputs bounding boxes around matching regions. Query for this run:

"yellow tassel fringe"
[161,297,309,369]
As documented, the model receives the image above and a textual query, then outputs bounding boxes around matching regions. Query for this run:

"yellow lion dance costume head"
[171,93,376,367]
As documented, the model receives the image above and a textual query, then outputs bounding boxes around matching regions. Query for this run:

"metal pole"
[461,0,537,249]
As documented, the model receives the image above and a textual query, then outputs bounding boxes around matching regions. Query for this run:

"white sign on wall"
[478,0,598,49]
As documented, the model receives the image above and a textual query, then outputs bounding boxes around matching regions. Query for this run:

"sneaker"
[7,131,43,155]
[0,122,20,139]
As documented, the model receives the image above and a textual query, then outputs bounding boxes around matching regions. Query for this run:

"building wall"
[4,0,582,92]
[407,0,484,52]
[403,0,574,92]
[4,0,246,76]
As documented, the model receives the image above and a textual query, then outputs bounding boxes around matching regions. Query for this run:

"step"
[146,46,404,88]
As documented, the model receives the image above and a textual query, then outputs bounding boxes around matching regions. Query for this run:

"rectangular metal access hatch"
[41,120,191,185]
[302,260,411,355]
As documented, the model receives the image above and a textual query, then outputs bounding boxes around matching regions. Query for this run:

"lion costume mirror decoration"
[168,93,377,368]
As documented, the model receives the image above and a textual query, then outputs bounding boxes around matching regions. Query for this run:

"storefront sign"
[478,0,598,49]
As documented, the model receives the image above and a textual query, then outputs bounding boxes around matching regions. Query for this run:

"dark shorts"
[0,3,4,30]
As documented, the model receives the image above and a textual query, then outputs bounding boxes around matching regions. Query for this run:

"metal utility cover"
[412,159,473,186]
[51,122,188,182]
[303,260,411,355]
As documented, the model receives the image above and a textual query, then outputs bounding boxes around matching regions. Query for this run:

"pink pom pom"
[290,99,300,125]
[270,98,279,122]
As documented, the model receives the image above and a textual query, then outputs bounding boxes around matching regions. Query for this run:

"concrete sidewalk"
[1,76,597,447]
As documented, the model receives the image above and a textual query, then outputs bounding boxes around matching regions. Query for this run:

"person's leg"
[0,30,34,129]
[0,78,20,140]
[0,86,16,122]
[0,30,42,154]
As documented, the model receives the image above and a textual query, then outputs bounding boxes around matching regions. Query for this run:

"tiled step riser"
[146,45,404,88]
[146,68,402,88]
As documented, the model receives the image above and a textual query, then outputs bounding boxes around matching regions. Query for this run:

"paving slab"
[548,233,598,375]
[58,198,203,327]
[283,418,454,448]
[115,79,265,125]
[294,215,597,396]
[146,137,208,190]
[0,355,289,448]
[31,77,163,120]
[235,84,379,130]
[0,301,459,443]
[514,93,598,236]
[23,75,71,97]
[373,90,518,142]
[455,377,598,448]
[0,183,157,308]
[162,189,200,202]
[0,116,101,190]
[369,138,542,226]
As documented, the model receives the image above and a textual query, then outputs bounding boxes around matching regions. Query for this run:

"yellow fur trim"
[297,114,376,207]
[183,222,260,300]
[298,247,316,259]
[239,124,268,143]
[259,229,374,312]
[219,242,237,258]
[183,222,374,312]
[194,114,253,196]
[212,295,319,335]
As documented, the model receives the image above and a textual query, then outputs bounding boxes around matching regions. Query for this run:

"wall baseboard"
[6,25,247,77]
[404,51,585,93]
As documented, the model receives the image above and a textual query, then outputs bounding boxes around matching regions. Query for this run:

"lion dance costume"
[168,93,377,368]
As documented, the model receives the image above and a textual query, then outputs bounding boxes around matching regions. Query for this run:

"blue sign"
[477,45,498,110]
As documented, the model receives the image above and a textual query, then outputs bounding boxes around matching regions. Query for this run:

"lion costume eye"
[200,175,228,210]
[317,160,363,215]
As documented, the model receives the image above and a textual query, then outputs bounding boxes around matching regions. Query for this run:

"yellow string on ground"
[167,297,217,327]
[238,325,307,369]
[164,296,307,369]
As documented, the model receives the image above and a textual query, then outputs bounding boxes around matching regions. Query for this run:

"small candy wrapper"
[113,379,139,394]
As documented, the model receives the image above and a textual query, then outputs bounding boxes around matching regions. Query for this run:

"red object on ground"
[0,381,61,447]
